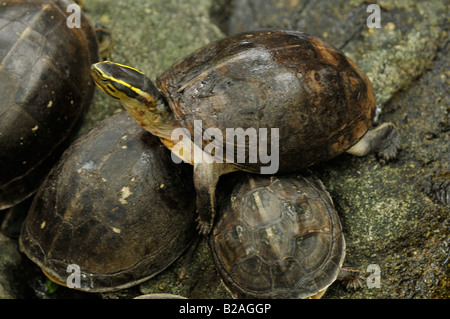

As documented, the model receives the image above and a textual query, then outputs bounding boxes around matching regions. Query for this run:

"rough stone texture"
[0,233,28,298]
[1,0,447,299]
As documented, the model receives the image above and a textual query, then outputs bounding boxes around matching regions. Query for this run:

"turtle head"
[91,61,160,109]
[91,61,173,135]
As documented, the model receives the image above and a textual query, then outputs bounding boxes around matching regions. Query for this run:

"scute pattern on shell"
[209,172,345,298]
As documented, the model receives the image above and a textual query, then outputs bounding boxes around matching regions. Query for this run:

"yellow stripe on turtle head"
[90,61,158,107]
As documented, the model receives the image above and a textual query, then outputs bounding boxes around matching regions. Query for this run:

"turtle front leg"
[346,122,400,161]
[193,162,235,235]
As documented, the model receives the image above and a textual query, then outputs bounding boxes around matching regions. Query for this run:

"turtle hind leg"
[346,122,400,161]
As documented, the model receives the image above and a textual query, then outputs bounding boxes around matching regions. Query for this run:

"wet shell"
[19,112,197,292]
[158,29,375,172]
[0,0,99,209]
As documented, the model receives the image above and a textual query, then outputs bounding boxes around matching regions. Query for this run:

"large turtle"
[19,112,197,292]
[90,29,400,234]
[0,0,110,209]
[210,172,361,299]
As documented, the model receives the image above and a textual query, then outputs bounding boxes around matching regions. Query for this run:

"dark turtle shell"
[0,0,100,209]
[209,172,345,298]
[157,29,375,173]
[19,112,197,292]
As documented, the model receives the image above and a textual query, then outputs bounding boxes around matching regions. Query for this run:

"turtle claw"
[338,268,366,290]
[197,220,212,235]
[195,216,212,235]
[377,125,401,162]
[345,273,366,290]
[346,122,401,162]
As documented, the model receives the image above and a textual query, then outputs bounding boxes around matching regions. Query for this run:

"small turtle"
[209,172,363,299]
[0,0,111,209]
[19,112,197,292]
[90,29,400,234]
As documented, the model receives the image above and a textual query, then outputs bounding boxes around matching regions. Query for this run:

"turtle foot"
[196,216,212,236]
[338,268,366,290]
[376,124,401,161]
[346,122,400,162]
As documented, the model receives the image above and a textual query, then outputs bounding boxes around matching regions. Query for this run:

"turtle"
[209,171,363,299]
[19,111,197,292]
[0,0,111,209]
[90,29,400,235]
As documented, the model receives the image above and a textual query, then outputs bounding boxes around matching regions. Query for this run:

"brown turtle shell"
[209,172,345,299]
[157,29,375,173]
[19,112,197,292]
[0,0,99,209]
